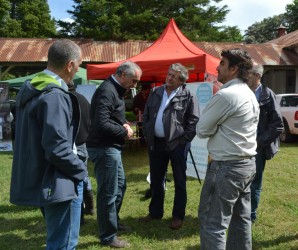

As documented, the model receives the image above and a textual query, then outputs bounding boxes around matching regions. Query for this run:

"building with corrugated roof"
[0,28,297,94]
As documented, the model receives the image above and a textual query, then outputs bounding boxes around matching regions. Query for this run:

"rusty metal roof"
[0,31,297,66]
[193,42,298,66]
[265,29,298,48]
[0,38,152,63]
[88,40,152,63]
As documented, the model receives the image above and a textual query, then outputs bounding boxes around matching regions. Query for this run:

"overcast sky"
[48,0,293,33]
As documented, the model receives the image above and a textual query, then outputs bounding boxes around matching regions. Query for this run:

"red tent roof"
[87,19,219,82]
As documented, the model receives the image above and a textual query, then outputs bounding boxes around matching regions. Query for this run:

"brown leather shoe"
[169,218,183,230]
[118,223,131,232]
[139,214,154,222]
[138,214,161,222]
[105,237,130,248]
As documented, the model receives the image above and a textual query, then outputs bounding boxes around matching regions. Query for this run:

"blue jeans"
[250,151,266,221]
[148,138,190,220]
[88,147,126,245]
[199,159,256,250]
[44,181,83,250]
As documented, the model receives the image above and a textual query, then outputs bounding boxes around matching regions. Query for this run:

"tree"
[0,0,22,37]
[244,14,287,43]
[0,0,56,38]
[285,0,298,32]
[57,0,242,42]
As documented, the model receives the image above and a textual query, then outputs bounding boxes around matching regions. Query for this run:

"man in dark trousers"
[68,81,94,224]
[247,64,284,223]
[141,63,199,230]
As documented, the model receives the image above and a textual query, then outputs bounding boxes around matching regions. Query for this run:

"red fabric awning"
[87,19,219,82]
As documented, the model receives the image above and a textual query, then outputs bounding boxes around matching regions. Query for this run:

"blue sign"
[197,83,213,104]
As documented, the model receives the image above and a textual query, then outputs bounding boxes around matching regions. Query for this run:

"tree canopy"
[57,0,243,42]
[243,14,287,44]
[0,0,56,38]
[285,0,298,32]
[244,0,298,43]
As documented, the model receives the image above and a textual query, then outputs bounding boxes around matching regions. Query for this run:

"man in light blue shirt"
[197,49,259,250]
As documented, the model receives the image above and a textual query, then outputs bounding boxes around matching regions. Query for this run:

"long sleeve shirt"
[196,78,260,161]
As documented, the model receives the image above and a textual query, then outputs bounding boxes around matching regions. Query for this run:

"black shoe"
[83,189,94,215]
[80,203,85,225]
[104,237,130,248]
[144,188,152,199]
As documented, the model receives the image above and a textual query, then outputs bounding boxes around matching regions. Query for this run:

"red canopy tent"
[87,18,220,83]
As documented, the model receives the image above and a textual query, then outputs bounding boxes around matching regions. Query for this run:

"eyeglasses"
[167,72,180,80]
[132,79,139,84]
[123,72,139,84]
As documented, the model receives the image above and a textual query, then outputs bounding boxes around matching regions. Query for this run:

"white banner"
[186,82,214,180]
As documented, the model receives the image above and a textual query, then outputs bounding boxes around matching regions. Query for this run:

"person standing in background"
[10,39,87,249]
[247,64,284,223]
[132,83,151,140]
[196,49,259,250]
[87,61,142,248]
[68,81,94,224]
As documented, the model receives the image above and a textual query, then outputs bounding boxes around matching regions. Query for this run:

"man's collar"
[44,69,68,91]
[221,78,243,89]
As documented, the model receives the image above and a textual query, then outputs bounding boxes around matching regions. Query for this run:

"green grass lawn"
[0,142,298,249]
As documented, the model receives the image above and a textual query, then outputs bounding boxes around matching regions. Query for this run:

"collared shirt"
[254,83,262,101]
[111,74,121,86]
[43,69,68,91]
[196,78,259,161]
[154,86,180,137]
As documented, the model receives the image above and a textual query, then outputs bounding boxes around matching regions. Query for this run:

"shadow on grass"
[118,214,200,240]
[0,204,37,213]
[0,233,44,250]
[0,205,100,250]
[254,233,298,249]
[0,214,45,250]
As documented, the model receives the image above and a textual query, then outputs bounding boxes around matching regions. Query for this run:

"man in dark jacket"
[68,82,94,223]
[87,61,142,248]
[10,40,87,249]
[247,64,284,222]
[140,63,199,230]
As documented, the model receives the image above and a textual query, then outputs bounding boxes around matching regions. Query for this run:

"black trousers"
[148,137,190,220]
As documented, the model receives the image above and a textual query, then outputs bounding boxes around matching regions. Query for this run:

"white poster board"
[76,84,97,103]
[186,82,214,180]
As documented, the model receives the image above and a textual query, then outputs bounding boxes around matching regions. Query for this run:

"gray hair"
[116,61,142,77]
[252,64,264,77]
[169,63,189,82]
[47,40,82,70]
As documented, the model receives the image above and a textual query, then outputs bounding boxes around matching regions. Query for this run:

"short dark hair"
[47,39,82,70]
[221,49,253,82]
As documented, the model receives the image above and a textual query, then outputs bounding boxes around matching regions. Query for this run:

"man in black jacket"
[247,64,284,222]
[68,82,94,223]
[141,63,199,230]
[87,61,142,248]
